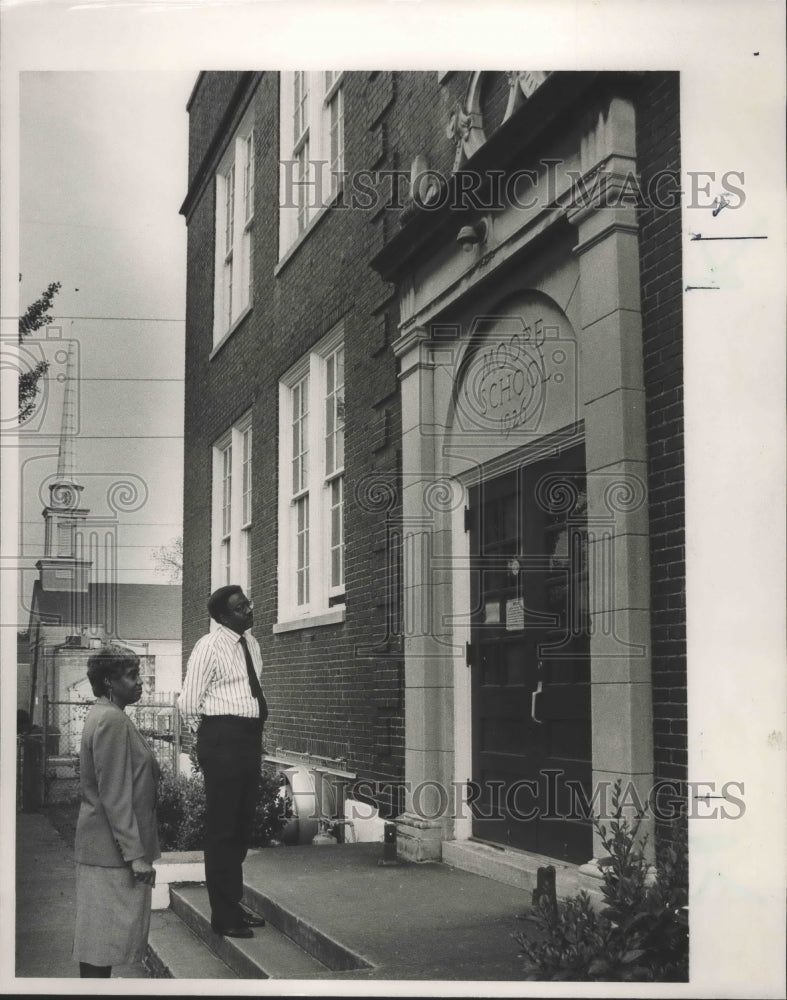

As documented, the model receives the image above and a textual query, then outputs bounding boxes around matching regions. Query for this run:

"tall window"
[214,111,255,344]
[220,442,232,584]
[279,71,345,256]
[241,425,253,592]
[325,72,344,199]
[325,344,345,590]
[213,415,253,594]
[277,327,345,626]
[291,374,310,604]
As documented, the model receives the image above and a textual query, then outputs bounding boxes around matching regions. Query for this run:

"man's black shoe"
[211,923,253,939]
[240,908,266,927]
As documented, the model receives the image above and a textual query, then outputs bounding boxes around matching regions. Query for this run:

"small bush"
[157,763,290,852]
[515,781,688,982]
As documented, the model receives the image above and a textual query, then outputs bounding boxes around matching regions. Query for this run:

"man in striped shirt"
[179,585,268,938]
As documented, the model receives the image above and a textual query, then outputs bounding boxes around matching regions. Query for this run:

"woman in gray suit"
[72,645,160,978]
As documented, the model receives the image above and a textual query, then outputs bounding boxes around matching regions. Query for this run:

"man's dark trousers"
[197,715,262,930]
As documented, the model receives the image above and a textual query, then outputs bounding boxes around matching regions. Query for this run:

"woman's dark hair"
[207,584,243,622]
[86,645,140,698]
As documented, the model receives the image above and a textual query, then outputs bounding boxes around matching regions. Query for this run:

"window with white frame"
[279,71,345,256]
[214,110,255,344]
[277,327,345,625]
[212,415,253,595]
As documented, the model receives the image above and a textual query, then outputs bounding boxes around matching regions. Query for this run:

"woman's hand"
[130,857,156,887]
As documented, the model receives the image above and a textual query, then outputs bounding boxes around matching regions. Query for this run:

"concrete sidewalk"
[15,811,150,981]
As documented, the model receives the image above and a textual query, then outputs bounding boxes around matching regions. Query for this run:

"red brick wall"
[635,72,687,840]
[182,72,405,812]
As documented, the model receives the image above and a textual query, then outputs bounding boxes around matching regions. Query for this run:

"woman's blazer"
[74,698,161,867]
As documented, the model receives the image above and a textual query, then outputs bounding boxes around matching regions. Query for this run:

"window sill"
[273,606,346,633]
[210,304,253,360]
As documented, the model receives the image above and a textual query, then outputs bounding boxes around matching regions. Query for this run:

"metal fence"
[17,695,181,808]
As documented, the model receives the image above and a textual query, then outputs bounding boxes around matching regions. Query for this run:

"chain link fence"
[17,695,181,809]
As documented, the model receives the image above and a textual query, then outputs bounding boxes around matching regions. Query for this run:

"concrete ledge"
[442,840,605,908]
[152,851,205,910]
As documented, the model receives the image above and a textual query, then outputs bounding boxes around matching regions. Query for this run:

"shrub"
[157,763,290,852]
[515,780,688,982]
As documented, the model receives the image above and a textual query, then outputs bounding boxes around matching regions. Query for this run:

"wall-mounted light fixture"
[456,218,489,252]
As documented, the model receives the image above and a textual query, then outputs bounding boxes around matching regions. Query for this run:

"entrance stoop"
[147,842,542,981]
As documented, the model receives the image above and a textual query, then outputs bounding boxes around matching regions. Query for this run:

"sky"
[17,70,194,620]
[0,2,785,996]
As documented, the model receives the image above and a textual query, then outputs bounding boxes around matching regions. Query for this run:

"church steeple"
[38,341,92,591]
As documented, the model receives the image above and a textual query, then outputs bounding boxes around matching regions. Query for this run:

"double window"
[213,415,253,595]
[214,111,255,344]
[277,327,345,626]
[279,71,345,256]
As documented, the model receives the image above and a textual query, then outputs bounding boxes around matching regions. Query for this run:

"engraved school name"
[463,319,559,436]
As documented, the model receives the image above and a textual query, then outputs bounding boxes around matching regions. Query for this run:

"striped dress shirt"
[179,624,265,727]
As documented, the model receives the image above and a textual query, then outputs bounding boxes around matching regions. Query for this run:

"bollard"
[532,865,557,923]
[378,820,400,866]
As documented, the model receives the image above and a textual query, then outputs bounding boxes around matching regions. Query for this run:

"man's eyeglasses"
[231,599,254,613]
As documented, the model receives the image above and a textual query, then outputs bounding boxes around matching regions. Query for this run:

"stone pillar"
[567,96,654,858]
[392,327,455,861]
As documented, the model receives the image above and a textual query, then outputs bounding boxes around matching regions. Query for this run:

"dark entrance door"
[468,443,592,863]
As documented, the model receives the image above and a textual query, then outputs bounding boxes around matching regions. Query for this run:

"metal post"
[378,820,401,866]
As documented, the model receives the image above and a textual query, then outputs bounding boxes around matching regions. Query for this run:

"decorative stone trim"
[394,813,444,863]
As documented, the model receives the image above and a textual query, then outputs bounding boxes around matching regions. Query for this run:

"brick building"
[180,70,685,877]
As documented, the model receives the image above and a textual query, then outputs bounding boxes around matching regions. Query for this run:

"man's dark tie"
[239,634,268,723]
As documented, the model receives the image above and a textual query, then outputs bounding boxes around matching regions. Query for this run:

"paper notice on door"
[505,597,525,631]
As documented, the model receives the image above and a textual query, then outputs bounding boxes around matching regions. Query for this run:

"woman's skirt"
[72,863,152,967]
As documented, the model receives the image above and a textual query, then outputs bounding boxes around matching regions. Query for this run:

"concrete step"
[170,885,333,979]
[146,908,238,980]
[241,880,373,973]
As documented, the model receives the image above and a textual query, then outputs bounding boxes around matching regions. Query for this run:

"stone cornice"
[370,72,642,285]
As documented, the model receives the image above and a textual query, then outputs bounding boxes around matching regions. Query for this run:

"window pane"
[296,494,310,605]
[294,71,309,141]
[222,537,231,584]
[328,89,344,193]
[325,345,345,476]
[225,163,235,254]
[325,422,334,473]
[242,228,253,310]
[222,444,232,536]
[242,427,252,525]
[242,526,251,595]
[296,141,309,235]
[330,475,344,588]
[291,376,309,494]
[244,132,254,223]
[224,258,234,329]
